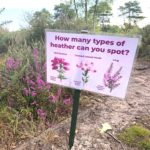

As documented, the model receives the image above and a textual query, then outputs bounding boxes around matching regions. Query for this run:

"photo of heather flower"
[103,63,122,92]
[76,61,96,85]
[51,57,70,81]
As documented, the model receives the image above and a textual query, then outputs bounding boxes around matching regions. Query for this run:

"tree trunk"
[84,0,88,24]
[73,0,79,18]
[128,7,131,29]
[93,0,99,32]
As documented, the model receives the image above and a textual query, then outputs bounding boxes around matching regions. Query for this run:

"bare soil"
[14,60,150,150]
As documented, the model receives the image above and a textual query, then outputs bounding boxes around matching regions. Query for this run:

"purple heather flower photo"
[103,62,122,92]
[51,57,70,81]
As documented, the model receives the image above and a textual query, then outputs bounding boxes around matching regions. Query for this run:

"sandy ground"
[15,61,150,150]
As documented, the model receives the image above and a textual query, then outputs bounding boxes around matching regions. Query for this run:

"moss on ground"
[118,124,150,150]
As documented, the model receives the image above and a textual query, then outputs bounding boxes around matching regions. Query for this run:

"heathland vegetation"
[0,1,149,149]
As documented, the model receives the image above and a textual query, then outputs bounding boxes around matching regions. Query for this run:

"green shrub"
[0,42,72,123]
[0,32,10,53]
[139,25,150,58]
[0,41,73,148]
[118,124,150,149]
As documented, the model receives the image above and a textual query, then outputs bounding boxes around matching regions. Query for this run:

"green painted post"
[68,89,81,150]
[68,30,88,150]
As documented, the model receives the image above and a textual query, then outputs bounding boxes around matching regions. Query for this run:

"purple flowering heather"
[45,84,51,90]
[37,108,46,120]
[56,87,62,98]
[23,88,37,97]
[6,57,21,71]
[33,48,39,58]
[22,54,51,99]
[48,87,62,103]
[31,101,38,106]
[37,75,45,87]
[31,91,37,97]
[6,57,14,70]
[103,63,122,92]
[49,95,57,103]
[13,59,21,70]
[23,88,30,96]
[33,48,40,72]
[29,80,35,85]
[42,62,46,73]
[63,97,72,105]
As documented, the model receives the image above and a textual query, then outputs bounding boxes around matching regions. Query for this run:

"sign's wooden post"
[68,30,88,150]
[68,89,81,149]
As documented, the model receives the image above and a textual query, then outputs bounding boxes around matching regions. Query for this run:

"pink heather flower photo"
[76,61,96,85]
[103,62,122,92]
[51,57,70,81]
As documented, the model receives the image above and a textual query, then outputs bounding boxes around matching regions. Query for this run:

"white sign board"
[46,31,139,98]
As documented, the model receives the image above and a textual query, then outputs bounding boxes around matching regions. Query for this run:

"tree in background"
[0,8,13,53]
[89,1,112,31]
[53,3,76,30]
[70,0,90,24]
[68,0,95,29]
[119,0,144,30]
[27,9,53,42]
[0,28,9,53]
[69,0,113,31]
[139,25,150,57]
[70,0,79,19]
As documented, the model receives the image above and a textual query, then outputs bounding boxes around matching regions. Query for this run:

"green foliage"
[53,3,78,30]
[139,25,150,58]
[118,124,150,149]
[54,3,75,20]
[0,9,12,53]
[0,29,10,53]
[102,25,122,33]
[27,9,53,42]
[89,1,112,31]
[119,0,144,28]
[0,105,38,149]
[0,41,72,120]
[89,1,112,14]
[0,41,73,148]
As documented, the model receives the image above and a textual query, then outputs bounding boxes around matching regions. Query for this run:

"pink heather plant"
[48,87,62,103]
[51,57,69,81]
[33,48,40,72]
[3,46,72,125]
[23,88,30,96]
[63,97,72,105]
[31,91,37,97]
[49,95,57,103]
[36,74,46,90]
[6,57,21,71]
[37,108,46,120]
[76,61,96,85]
[22,48,51,115]
[42,62,46,73]
[31,101,38,106]
[103,62,122,92]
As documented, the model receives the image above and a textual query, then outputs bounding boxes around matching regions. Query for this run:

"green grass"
[118,124,150,150]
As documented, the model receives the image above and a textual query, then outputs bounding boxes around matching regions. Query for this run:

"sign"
[46,31,139,98]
